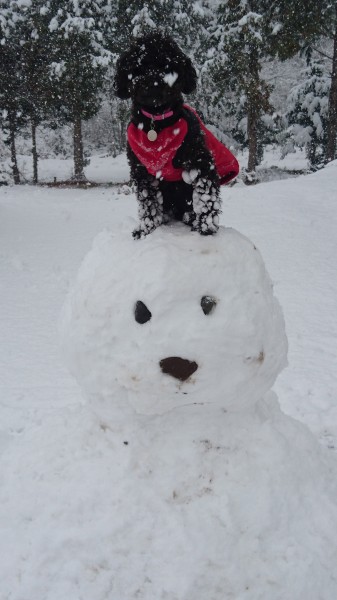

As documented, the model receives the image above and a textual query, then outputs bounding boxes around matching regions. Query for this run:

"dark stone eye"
[201,296,217,315]
[135,300,152,324]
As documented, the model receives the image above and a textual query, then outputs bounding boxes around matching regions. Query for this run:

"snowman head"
[61,226,287,415]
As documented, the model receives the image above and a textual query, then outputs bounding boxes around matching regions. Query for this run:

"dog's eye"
[201,296,217,315]
[135,300,152,324]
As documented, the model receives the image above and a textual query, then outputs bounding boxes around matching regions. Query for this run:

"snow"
[271,22,282,35]
[48,16,59,32]
[192,1,205,17]
[131,6,156,37]
[60,226,287,415]
[17,0,32,8]
[0,153,130,185]
[49,59,66,78]
[285,64,330,152]
[1,158,337,598]
[163,72,179,87]
[238,12,262,28]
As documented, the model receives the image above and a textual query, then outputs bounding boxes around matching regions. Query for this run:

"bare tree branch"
[312,46,333,60]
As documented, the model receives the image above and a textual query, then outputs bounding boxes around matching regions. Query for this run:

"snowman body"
[58,225,337,599]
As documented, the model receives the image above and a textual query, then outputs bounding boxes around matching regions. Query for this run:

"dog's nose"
[160,357,198,382]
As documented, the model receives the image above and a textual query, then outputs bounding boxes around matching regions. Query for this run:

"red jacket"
[128,105,239,185]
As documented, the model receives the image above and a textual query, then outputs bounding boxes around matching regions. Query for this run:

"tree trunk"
[326,7,337,163]
[31,118,38,184]
[247,101,259,173]
[246,48,260,178]
[307,140,317,167]
[73,114,86,181]
[9,112,20,185]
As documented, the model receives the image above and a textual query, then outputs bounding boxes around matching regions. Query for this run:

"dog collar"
[140,108,174,121]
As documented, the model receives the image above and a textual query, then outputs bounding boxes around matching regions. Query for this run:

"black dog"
[114,32,239,239]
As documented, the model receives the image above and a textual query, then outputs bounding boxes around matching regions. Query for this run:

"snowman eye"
[201,296,217,315]
[135,300,152,324]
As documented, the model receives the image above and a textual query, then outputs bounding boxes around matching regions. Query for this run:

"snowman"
[59,224,337,599]
[61,225,287,416]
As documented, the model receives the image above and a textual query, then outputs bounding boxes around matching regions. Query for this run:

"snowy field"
[1,155,337,598]
[0,144,308,185]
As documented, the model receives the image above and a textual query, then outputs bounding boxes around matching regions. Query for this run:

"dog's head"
[114,31,197,110]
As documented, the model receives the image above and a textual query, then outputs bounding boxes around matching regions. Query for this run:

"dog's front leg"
[128,146,163,239]
[187,171,221,235]
[133,175,164,239]
[182,151,221,236]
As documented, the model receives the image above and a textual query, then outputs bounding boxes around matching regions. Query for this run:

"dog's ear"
[114,51,133,100]
[177,52,197,95]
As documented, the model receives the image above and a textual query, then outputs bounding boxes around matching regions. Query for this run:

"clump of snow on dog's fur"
[163,71,178,87]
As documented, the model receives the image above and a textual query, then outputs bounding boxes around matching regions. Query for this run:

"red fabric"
[127,106,239,184]
[185,105,239,185]
[128,119,187,181]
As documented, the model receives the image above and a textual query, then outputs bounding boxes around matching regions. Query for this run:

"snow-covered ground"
[1,154,335,440]
[0,152,131,185]
[1,156,337,598]
[0,144,308,185]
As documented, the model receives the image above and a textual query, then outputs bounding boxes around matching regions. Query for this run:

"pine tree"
[206,0,331,178]
[285,62,330,168]
[271,0,336,163]
[269,0,327,60]
[0,2,27,184]
[106,1,163,54]
[47,0,112,181]
[208,2,275,177]
[324,2,337,162]
[7,0,58,183]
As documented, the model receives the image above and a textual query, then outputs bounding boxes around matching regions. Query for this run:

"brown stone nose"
[159,357,198,382]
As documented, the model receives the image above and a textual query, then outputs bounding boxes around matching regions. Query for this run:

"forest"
[0,0,336,184]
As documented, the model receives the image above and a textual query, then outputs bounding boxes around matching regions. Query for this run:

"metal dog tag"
[147,129,158,142]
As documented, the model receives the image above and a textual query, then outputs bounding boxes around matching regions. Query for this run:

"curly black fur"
[114,31,221,239]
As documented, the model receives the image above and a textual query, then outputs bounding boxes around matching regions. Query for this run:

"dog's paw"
[199,227,217,236]
[191,225,218,236]
[132,227,145,240]
[132,220,157,240]
[182,211,196,226]
[192,213,219,235]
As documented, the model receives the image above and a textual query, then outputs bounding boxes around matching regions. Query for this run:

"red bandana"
[127,106,240,185]
[127,118,188,181]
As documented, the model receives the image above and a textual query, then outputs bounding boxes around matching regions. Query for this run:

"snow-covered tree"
[0,2,27,183]
[109,0,211,56]
[47,0,112,181]
[272,0,337,163]
[318,2,337,163]
[269,0,327,60]
[206,0,332,178]
[208,2,275,177]
[4,0,59,183]
[285,63,330,168]
[1,0,114,183]
[230,98,280,166]
[106,1,164,53]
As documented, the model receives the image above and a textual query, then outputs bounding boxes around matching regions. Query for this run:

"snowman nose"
[160,357,198,382]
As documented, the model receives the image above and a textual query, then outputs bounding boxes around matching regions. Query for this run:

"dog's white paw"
[132,219,158,239]
[192,213,219,235]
